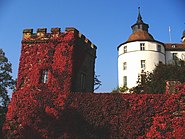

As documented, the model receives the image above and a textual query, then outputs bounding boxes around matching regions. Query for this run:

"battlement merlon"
[23,28,60,39]
[65,27,97,49]
[22,27,97,49]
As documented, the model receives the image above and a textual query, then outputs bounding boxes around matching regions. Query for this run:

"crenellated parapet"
[22,27,97,50]
[23,28,60,39]
[20,27,97,92]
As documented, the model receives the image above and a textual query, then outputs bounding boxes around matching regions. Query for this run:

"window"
[123,76,127,86]
[123,62,127,70]
[172,45,176,48]
[140,43,145,50]
[41,70,49,83]
[123,46,127,53]
[48,49,55,56]
[172,53,178,60]
[80,73,86,90]
[157,45,161,52]
[141,60,146,69]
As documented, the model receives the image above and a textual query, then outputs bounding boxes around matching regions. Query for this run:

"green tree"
[0,49,15,107]
[132,62,185,94]
[0,49,15,137]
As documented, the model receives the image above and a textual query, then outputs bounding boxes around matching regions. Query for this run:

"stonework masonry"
[17,27,97,93]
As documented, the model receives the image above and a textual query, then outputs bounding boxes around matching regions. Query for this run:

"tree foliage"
[132,62,185,94]
[0,49,15,138]
[0,49,15,107]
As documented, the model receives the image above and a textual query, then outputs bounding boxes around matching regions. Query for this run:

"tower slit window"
[123,46,127,53]
[80,73,86,91]
[41,69,49,83]
[123,76,127,86]
[140,43,145,50]
[141,60,146,69]
[123,62,127,70]
[157,45,161,52]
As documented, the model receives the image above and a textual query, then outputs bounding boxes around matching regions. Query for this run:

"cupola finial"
[131,7,149,33]
[137,7,143,23]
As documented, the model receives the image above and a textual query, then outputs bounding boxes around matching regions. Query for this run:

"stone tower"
[16,27,96,93]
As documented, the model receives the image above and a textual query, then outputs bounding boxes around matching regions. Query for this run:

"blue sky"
[0,0,184,94]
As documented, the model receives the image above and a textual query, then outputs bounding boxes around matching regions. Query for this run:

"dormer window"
[41,69,49,83]
[140,43,145,50]
[172,45,176,48]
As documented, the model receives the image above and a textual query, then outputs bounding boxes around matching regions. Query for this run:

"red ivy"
[2,30,185,138]
[3,91,185,138]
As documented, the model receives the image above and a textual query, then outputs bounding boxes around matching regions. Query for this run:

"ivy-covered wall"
[2,28,185,138]
[17,27,96,93]
[3,89,185,138]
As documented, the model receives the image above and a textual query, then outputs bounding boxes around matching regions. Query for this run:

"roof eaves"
[117,40,164,50]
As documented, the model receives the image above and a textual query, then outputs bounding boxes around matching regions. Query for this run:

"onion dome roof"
[127,30,154,42]
[126,7,155,43]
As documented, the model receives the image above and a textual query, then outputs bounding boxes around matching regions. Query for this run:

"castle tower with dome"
[117,7,185,91]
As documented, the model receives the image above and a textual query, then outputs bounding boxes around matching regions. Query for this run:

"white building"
[117,7,185,91]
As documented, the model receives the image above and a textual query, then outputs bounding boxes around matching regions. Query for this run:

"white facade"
[117,7,185,92]
[118,41,165,88]
[166,50,185,64]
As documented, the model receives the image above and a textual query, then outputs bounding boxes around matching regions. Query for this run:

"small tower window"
[80,73,86,90]
[123,62,127,70]
[140,43,145,50]
[123,76,127,86]
[41,69,49,83]
[157,45,161,52]
[141,60,146,69]
[123,46,127,53]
